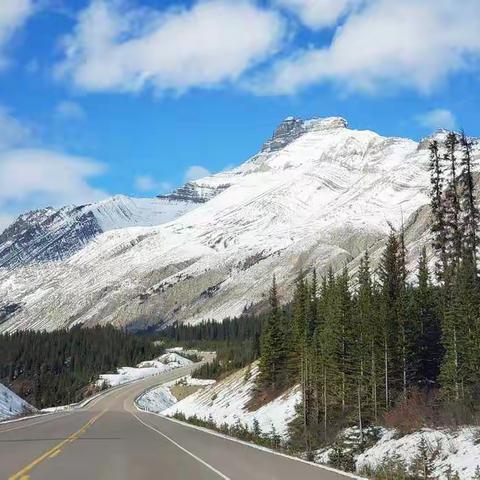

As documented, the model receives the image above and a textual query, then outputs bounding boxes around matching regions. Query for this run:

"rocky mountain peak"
[261,116,349,154]
[304,116,348,131]
[261,116,306,153]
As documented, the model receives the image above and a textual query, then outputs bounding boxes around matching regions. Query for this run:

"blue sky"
[0,0,479,229]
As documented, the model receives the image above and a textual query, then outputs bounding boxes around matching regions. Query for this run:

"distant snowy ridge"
[0,383,36,421]
[0,194,199,270]
[0,117,479,332]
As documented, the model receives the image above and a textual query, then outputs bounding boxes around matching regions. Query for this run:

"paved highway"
[0,363,359,480]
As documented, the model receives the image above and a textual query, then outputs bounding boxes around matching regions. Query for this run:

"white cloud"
[185,165,211,182]
[0,107,108,231]
[55,100,86,121]
[56,0,285,94]
[0,149,107,211]
[273,0,362,30]
[416,109,457,131]
[134,175,172,193]
[0,0,35,68]
[0,107,31,150]
[251,0,480,95]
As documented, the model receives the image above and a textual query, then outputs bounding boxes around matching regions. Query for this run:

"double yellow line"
[8,409,108,480]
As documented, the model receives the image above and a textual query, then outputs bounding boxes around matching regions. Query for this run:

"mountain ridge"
[0,117,477,332]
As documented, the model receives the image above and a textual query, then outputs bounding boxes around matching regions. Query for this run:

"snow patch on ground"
[98,352,193,388]
[161,364,300,438]
[0,383,36,421]
[136,375,215,414]
[136,386,178,413]
[356,427,480,479]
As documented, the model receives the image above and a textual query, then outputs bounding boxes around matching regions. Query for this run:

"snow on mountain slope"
[0,383,36,421]
[0,117,477,332]
[0,195,198,270]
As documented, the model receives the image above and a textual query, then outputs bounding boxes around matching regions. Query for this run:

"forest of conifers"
[257,132,480,453]
[0,325,163,408]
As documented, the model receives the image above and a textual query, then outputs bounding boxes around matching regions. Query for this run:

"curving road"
[0,363,359,480]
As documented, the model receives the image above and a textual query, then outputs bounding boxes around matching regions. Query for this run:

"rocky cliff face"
[0,117,477,333]
[158,182,230,204]
[0,206,101,269]
[0,195,198,269]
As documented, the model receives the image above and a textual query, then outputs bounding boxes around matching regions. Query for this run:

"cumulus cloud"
[185,165,211,182]
[134,175,172,193]
[416,109,457,131]
[55,100,86,121]
[0,149,107,210]
[0,107,108,231]
[0,0,35,68]
[273,0,362,30]
[55,0,285,94]
[251,0,480,95]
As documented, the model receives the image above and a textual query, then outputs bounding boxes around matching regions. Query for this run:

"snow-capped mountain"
[0,195,199,269]
[0,383,36,421]
[0,117,477,333]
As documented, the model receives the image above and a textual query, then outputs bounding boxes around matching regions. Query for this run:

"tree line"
[0,325,163,408]
[159,315,265,380]
[258,131,480,456]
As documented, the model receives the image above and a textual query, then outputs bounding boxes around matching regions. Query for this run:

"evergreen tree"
[258,276,287,391]
[445,132,462,265]
[413,248,442,388]
[459,131,479,266]
[378,232,402,409]
[429,139,447,280]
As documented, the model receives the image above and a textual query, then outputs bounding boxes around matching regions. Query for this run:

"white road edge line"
[131,411,230,480]
[135,402,365,480]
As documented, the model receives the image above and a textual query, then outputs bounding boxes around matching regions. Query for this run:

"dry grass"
[170,384,203,401]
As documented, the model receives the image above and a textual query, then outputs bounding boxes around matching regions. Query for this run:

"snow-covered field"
[0,383,36,421]
[98,352,193,388]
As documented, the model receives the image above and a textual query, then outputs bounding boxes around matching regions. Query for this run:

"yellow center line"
[8,408,108,480]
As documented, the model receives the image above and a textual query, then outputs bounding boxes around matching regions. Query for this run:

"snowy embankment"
[97,352,193,388]
[355,427,480,480]
[139,363,300,438]
[137,376,216,413]
[0,383,36,421]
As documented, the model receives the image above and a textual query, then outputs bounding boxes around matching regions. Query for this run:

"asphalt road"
[0,363,358,480]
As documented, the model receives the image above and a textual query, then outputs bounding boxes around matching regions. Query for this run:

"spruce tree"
[459,131,479,268]
[378,232,402,410]
[258,276,286,391]
[429,139,447,280]
[414,248,442,388]
[444,132,462,270]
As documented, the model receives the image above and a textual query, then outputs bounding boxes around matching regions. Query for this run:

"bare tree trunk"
[323,367,328,443]
[358,384,363,445]
[371,340,378,422]
[454,326,460,401]
[384,334,389,410]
